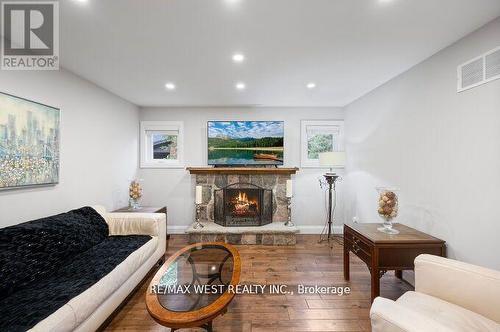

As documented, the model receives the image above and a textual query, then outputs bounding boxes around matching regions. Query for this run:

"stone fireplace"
[186,167,299,245]
[214,183,273,227]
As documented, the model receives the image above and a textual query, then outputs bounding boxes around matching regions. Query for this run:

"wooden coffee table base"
[171,321,212,332]
[343,223,446,302]
[170,307,230,332]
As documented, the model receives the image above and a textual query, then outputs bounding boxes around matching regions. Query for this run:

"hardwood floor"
[106,235,412,332]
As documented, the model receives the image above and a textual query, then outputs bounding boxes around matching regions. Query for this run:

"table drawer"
[345,238,372,265]
[345,231,371,254]
[378,246,445,268]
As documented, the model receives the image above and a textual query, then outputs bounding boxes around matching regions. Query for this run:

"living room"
[0,1,499,331]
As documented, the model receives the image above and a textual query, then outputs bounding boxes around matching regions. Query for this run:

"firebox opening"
[214,183,273,227]
[228,189,260,218]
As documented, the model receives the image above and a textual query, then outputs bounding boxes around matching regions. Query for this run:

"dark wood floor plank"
[251,319,363,332]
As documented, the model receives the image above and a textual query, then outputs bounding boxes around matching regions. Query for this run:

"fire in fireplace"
[214,183,272,227]
[228,189,260,217]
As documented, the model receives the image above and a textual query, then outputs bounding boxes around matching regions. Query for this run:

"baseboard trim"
[168,225,189,234]
[168,225,342,235]
[297,225,343,234]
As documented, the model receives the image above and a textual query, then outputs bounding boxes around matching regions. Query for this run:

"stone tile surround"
[187,168,299,245]
[195,173,290,223]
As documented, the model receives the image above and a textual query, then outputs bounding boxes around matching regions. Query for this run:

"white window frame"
[140,121,184,168]
[300,120,345,168]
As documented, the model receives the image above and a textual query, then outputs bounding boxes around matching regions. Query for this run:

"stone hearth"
[187,167,299,245]
[186,222,298,245]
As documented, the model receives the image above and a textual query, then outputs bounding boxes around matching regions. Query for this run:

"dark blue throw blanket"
[0,207,151,331]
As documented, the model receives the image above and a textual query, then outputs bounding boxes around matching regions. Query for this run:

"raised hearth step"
[186,222,298,245]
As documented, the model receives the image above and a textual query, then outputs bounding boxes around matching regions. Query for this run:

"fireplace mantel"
[186,167,298,175]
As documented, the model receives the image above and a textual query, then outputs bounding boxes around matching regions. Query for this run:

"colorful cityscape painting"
[0,92,60,189]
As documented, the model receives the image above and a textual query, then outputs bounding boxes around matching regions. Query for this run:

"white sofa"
[370,254,500,332]
[29,206,166,332]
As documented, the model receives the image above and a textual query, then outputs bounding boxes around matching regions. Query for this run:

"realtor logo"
[1,1,59,70]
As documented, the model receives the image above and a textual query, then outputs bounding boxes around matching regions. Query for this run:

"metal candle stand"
[194,203,204,229]
[284,197,294,227]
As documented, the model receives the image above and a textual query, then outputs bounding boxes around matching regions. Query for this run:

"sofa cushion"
[0,207,109,298]
[396,291,499,332]
[0,235,151,332]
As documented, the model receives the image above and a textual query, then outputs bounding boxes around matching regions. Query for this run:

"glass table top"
[156,244,235,312]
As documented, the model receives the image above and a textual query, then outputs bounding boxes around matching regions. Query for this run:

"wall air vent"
[485,48,500,80]
[458,46,500,92]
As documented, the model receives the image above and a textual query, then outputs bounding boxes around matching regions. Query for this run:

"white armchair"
[370,254,500,332]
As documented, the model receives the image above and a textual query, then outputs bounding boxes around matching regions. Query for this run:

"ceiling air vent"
[458,46,500,92]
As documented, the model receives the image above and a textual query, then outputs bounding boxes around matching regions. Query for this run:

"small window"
[301,120,344,168]
[140,121,184,168]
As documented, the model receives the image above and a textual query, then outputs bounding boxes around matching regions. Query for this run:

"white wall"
[344,18,500,269]
[139,107,345,233]
[0,69,139,227]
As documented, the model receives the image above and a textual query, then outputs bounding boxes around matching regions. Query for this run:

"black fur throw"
[0,207,109,298]
[0,207,151,331]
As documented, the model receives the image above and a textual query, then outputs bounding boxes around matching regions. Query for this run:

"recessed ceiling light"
[235,82,246,90]
[307,82,316,89]
[165,82,176,90]
[232,53,245,63]
[74,0,88,3]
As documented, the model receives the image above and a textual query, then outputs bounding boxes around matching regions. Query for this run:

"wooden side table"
[343,223,445,302]
[112,206,169,242]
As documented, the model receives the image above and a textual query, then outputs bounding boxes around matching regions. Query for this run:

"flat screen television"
[208,121,284,166]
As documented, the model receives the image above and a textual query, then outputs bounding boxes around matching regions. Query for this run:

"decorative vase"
[129,197,140,210]
[129,179,143,210]
[376,187,400,234]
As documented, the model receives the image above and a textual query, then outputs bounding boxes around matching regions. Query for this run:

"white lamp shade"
[319,151,346,167]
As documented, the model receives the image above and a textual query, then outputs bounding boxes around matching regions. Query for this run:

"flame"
[237,191,249,204]
[231,191,258,216]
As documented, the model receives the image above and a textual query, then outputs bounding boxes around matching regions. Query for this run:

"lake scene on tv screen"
[208,121,284,165]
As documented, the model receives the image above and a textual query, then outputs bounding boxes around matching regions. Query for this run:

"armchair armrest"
[370,297,454,332]
[106,213,166,237]
[415,254,500,323]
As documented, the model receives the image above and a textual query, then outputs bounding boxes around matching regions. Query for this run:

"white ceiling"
[60,0,500,107]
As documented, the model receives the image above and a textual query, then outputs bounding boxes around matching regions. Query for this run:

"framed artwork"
[140,121,184,168]
[301,120,344,168]
[0,92,60,190]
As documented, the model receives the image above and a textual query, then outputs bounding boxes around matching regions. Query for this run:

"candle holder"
[193,203,204,229]
[284,197,294,227]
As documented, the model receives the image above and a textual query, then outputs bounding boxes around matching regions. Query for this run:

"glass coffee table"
[146,242,241,331]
